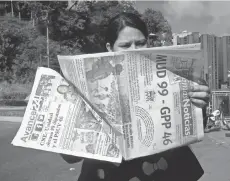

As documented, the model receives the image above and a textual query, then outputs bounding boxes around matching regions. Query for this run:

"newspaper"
[12,44,205,163]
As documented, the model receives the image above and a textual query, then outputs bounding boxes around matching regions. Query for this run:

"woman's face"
[107,26,147,52]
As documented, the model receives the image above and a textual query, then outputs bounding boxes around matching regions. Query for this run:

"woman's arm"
[60,154,83,164]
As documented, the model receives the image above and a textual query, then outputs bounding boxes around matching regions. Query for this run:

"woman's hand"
[60,154,83,164]
[188,85,210,108]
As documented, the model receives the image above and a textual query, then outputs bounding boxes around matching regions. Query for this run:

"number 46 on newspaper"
[12,44,205,163]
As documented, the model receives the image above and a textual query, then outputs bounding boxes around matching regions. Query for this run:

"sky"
[135,1,230,36]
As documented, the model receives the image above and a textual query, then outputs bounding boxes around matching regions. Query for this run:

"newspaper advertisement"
[12,44,204,162]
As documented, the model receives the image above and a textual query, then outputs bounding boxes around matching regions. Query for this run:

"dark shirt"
[77,146,204,181]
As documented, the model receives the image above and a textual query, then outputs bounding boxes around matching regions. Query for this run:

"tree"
[15,35,62,83]
[0,16,43,83]
[23,1,139,53]
[0,13,65,83]
[142,8,173,47]
[0,16,29,75]
[14,1,139,53]
[0,1,174,84]
[79,1,140,53]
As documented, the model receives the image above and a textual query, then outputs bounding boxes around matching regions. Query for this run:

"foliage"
[0,81,32,100]
[142,8,173,47]
[0,15,63,84]
[0,1,173,88]
[25,1,139,53]
[0,16,30,82]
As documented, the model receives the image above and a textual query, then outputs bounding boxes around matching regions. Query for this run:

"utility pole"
[39,54,42,66]
[30,11,35,27]
[47,22,50,68]
[32,1,36,27]
[11,0,14,17]
[17,2,21,20]
[42,10,50,68]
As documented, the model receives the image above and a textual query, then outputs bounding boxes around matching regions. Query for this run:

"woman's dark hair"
[105,12,148,47]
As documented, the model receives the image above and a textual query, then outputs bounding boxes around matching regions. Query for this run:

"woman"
[61,12,210,181]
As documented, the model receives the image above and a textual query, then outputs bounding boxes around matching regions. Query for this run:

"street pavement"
[191,131,230,181]
[0,121,81,181]
[0,119,230,181]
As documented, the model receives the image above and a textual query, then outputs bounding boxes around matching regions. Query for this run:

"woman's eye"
[120,44,131,48]
[136,42,146,47]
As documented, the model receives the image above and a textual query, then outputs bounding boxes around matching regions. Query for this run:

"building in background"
[173,31,230,90]
[200,34,220,90]
[221,36,230,87]
[173,32,220,90]
[172,31,200,45]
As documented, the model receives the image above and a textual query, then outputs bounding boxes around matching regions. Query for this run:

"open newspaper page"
[57,43,205,161]
[58,54,126,157]
[117,48,204,160]
[11,67,122,163]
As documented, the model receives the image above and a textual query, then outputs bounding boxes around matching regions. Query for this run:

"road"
[191,134,230,181]
[0,120,230,181]
[0,121,82,181]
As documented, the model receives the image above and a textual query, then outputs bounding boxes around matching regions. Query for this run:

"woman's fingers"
[190,98,209,108]
[190,85,210,93]
[188,85,211,108]
[188,91,210,100]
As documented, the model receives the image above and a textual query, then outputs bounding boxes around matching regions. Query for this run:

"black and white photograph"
[0,1,230,181]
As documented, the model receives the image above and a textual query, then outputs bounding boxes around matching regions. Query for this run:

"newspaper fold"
[12,43,205,163]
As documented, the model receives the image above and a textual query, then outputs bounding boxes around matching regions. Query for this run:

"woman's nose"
[129,43,137,50]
